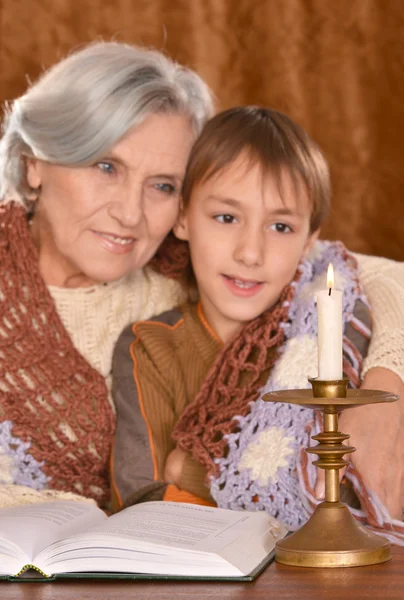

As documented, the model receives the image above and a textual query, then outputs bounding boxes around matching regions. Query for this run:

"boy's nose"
[234,231,265,267]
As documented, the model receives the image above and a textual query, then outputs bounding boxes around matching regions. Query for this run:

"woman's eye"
[154,182,176,195]
[97,162,115,175]
[270,222,292,233]
[215,214,236,224]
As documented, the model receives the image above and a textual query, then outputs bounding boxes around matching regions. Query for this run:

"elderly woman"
[0,41,212,508]
[0,41,403,512]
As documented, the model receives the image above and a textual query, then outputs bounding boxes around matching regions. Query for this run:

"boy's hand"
[316,367,403,519]
[164,447,187,486]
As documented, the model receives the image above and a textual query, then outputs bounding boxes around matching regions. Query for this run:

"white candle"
[317,263,343,380]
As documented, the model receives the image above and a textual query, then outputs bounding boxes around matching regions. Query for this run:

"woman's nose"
[108,186,144,228]
[233,229,265,267]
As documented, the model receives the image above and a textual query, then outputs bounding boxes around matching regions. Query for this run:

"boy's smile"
[221,275,264,297]
[175,152,319,343]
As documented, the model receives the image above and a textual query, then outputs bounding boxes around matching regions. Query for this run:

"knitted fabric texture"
[47,265,184,402]
[0,483,96,508]
[150,233,190,282]
[0,202,115,506]
[172,275,298,474]
[356,253,404,382]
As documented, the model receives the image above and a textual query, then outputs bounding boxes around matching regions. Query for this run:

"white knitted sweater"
[0,250,402,508]
[355,254,404,380]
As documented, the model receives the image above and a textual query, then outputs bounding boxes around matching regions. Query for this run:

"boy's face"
[175,154,319,342]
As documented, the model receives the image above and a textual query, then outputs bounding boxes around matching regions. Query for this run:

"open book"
[0,500,287,581]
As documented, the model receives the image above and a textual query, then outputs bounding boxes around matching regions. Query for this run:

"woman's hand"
[164,447,188,486]
[339,367,404,519]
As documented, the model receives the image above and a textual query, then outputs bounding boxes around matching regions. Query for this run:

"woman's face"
[27,113,195,287]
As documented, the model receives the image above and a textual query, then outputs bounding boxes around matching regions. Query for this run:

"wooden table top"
[1,545,402,600]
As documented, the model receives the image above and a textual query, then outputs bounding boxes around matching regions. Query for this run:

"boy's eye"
[154,182,177,195]
[215,214,236,224]
[96,162,115,175]
[270,222,292,233]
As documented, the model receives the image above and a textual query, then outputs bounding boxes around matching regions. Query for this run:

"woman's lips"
[222,274,264,297]
[93,230,136,254]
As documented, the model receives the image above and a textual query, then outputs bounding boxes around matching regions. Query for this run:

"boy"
[111,108,397,537]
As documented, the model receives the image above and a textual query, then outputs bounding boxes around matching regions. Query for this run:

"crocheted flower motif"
[239,427,294,485]
[0,421,49,489]
[211,400,314,530]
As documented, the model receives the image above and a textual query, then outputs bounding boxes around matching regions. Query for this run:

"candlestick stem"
[306,381,352,507]
[324,471,338,502]
[323,411,338,431]
[323,411,340,503]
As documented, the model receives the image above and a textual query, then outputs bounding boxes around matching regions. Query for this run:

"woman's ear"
[173,202,189,241]
[25,158,43,197]
[303,229,320,258]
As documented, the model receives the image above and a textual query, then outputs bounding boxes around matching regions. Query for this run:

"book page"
[0,500,106,563]
[218,515,286,574]
[68,501,281,562]
[84,502,268,550]
[38,502,286,577]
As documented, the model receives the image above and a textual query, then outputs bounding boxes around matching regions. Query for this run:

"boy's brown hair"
[151,105,331,284]
[182,106,330,232]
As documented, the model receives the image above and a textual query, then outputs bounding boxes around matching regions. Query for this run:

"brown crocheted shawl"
[172,280,297,476]
[0,202,115,506]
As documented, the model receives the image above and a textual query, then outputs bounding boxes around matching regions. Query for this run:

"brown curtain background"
[0,0,403,259]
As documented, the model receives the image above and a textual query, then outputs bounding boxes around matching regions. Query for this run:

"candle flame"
[327,263,334,289]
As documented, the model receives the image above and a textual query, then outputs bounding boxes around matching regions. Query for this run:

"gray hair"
[0,41,214,204]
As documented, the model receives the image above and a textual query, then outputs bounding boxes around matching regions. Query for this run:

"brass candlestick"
[262,380,399,568]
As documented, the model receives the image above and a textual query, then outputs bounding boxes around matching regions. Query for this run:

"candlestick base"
[262,382,398,568]
[275,501,390,567]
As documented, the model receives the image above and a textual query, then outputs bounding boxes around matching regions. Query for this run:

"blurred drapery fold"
[0,0,403,259]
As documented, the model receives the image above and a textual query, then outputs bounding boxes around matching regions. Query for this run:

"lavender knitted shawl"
[210,241,370,530]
